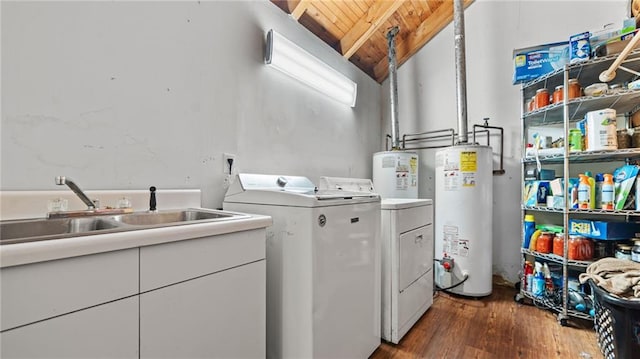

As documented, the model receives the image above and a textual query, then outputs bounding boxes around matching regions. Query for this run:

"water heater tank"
[372,151,419,199]
[434,145,493,296]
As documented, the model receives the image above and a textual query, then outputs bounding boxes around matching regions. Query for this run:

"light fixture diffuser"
[265,29,357,107]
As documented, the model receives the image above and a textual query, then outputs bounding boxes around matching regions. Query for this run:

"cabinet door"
[140,260,266,359]
[1,248,139,331]
[0,296,139,358]
[399,225,433,292]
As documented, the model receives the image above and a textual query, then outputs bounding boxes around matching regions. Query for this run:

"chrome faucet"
[55,176,95,210]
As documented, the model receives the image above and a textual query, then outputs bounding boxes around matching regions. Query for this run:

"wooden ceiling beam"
[290,0,310,20]
[372,0,474,82]
[340,0,405,59]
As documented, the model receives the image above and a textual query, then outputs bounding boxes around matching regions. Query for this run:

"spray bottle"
[578,174,592,209]
[601,173,615,210]
[532,262,546,297]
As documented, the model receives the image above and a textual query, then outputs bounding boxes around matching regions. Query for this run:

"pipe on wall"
[387,26,401,150]
[453,0,469,144]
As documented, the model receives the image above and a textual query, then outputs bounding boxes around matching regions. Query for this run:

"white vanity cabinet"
[139,228,267,359]
[0,249,139,358]
[1,225,269,358]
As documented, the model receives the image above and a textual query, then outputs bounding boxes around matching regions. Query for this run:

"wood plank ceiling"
[270,0,474,83]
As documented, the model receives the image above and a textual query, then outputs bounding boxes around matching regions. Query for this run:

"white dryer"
[223,174,381,359]
[380,198,433,344]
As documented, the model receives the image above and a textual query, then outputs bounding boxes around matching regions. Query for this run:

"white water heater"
[434,145,493,296]
[373,151,419,199]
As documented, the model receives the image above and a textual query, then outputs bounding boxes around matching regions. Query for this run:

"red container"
[553,233,564,256]
[537,232,553,254]
[535,88,550,109]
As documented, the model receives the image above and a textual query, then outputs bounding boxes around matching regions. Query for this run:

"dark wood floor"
[370,281,602,359]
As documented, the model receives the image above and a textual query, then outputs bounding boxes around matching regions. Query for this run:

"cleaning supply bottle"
[595,173,604,209]
[529,229,542,251]
[578,174,591,209]
[571,181,580,209]
[523,214,536,248]
[532,262,546,297]
[542,263,554,292]
[601,173,615,210]
[585,171,596,209]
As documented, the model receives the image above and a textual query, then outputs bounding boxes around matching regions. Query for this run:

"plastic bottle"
[585,171,596,209]
[532,262,546,297]
[595,173,603,209]
[578,174,591,209]
[571,181,579,209]
[523,214,536,248]
[523,261,533,292]
[601,173,615,210]
[542,263,554,292]
[529,229,541,251]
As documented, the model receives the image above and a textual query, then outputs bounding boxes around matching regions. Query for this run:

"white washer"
[223,174,381,359]
[380,199,433,344]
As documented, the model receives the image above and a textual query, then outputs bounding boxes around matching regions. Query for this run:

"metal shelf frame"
[519,48,640,325]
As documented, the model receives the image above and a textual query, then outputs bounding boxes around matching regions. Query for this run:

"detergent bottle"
[523,214,536,248]
[601,173,615,210]
[578,174,591,209]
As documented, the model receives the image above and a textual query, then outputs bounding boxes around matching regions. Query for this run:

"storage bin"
[587,279,640,359]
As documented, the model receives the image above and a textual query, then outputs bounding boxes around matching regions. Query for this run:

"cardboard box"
[589,18,637,52]
[568,219,640,240]
[513,42,569,84]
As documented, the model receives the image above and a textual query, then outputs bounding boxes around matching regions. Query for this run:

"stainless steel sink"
[0,209,249,245]
[111,209,239,226]
[0,217,123,245]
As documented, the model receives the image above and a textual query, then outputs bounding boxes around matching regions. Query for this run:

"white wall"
[383,0,630,282]
[1,0,381,209]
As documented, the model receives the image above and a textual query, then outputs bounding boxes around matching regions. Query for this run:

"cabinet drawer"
[0,248,138,331]
[140,228,266,291]
[396,204,432,234]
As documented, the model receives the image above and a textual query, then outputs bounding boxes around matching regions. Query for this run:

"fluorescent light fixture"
[265,29,357,107]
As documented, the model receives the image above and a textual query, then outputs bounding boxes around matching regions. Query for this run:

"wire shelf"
[520,248,593,268]
[522,148,640,164]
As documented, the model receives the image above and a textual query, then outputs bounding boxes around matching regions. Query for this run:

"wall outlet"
[223,153,236,175]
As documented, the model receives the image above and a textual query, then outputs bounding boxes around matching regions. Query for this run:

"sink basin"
[111,209,239,226]
[1,217,122,245]
[0,209,250,245]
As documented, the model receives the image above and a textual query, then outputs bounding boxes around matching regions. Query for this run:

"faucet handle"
[149,186,157,212]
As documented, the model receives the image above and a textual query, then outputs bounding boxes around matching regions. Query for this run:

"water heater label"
[381,156,395,168]
[462,173,476,187]
[444,171,459,190]
[442,225,469,257]
[395,155,416,190]
[460,151,477,172]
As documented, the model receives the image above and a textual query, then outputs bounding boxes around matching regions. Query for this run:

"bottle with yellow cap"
[523,214,536,248]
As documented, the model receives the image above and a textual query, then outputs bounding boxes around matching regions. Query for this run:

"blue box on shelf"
[568,219,640,240]
[513,41,570,84]
[524,180,551,206]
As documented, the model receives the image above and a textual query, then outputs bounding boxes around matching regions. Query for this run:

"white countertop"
[0,213,272,268]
